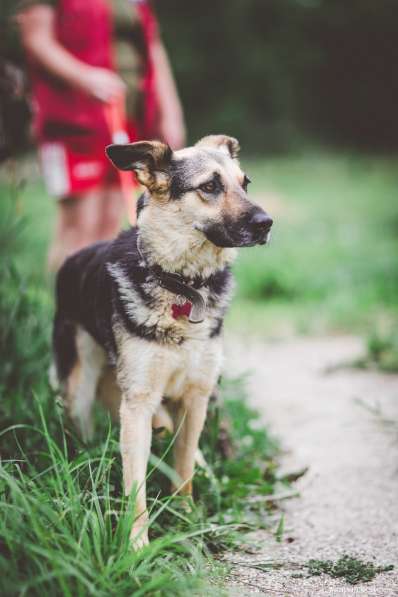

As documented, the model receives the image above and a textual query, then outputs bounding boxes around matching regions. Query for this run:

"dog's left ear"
[105,140,172,193]
[195,135,240,160]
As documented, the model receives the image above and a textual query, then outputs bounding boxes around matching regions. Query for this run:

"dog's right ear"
[196,135,240,160]
[105,141,172,194]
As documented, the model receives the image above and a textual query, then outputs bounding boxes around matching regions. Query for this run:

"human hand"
[77,67,126,103]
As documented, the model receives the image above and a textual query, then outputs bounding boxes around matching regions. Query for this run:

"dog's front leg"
[120,391,161,548]
[173,386,212,497]
[116,335,166,548]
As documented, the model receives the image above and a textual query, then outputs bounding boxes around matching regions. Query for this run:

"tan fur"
[196,134,240,159]
[97,366,120,420]
[135,140,257,284]
[64,302,225,547]
[111,325,223,546]
[138,199,237,279]
[64,327,106,442]
[121,140,171,195]
[65,136,262,548]
[97,367,174,434]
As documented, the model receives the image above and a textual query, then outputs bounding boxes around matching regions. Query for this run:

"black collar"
[137,236,207,324]
[150,264,209,290]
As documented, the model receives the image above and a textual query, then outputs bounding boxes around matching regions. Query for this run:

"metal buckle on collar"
[189,295,206,324]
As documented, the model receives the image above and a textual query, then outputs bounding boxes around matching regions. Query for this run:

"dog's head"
[106,135,272,248]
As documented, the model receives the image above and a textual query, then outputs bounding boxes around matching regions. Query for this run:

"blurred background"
[1,0,398,371]
[3,0,398,153]
[0,3,398,591]
[158,0,398,153]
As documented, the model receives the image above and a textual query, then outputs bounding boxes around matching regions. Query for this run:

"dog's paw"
[71,412,94,443]
[175,494,194,514]
[130,525,149,550]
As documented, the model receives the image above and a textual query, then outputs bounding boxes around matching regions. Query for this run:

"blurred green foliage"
[227,153,398,335]
[157,0,398,151]
[353,329,398,373]
[0,0,23,62]
[1,0,398,152]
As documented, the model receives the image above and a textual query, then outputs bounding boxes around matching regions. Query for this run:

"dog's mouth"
[202,227,271,248]
[200,212,273,248]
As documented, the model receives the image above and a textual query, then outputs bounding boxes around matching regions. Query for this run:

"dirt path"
[224,335,398,596]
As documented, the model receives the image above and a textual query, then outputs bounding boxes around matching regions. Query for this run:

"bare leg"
[47,185,125,272]
[95,185,125,241]
[48,189,102,272]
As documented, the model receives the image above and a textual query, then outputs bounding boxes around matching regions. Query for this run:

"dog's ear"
[196,135,240,160]
[105,141,172,193]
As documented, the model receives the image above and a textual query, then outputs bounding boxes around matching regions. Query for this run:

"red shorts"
[38,127,136,199]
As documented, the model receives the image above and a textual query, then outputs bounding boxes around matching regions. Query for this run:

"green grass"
[306,555,394,585]
[353,328,398,373]
[0,169,282,595]
[1,150,397,593]
[230,555,394,585]
[230,153,398,336]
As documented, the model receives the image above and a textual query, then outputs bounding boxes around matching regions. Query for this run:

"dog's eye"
[242,175,251,192]
[199,180,217,194]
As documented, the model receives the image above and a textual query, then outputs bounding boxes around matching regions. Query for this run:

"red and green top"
[20,0,159,142]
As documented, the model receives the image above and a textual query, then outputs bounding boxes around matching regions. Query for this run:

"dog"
[52,134,273,547]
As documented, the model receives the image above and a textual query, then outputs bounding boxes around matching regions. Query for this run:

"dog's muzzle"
[202,208,273,248]
[247,211,273,245]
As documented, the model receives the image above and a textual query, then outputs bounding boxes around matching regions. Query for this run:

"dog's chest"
[113,277,220,344]
[161,337,223,400]
[108,258,232,350]
[146,285,212,341]
[115,323,223,401]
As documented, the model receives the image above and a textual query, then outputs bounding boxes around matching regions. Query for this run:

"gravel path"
[224,335,398,596]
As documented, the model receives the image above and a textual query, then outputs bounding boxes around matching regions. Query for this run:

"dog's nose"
[249,212,273,232]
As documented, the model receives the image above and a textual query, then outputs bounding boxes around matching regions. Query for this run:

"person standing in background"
[17,0,186,271]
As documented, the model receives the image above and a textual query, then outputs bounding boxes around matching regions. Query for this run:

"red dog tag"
[171,301,192,319]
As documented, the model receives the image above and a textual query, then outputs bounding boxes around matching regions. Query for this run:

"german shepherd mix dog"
[53,135,273,547]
